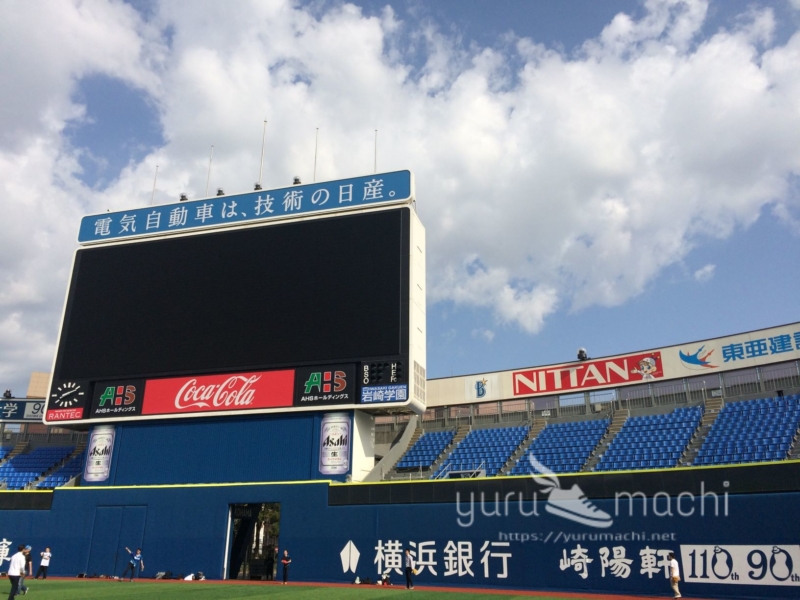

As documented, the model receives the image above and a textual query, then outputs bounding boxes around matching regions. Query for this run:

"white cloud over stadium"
[1,0,800,391]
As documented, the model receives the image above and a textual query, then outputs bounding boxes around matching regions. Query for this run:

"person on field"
[404,548,415,590]
[668,552,681,598]
[281,549,291,584]
[35,547,51,579]
[16,546,32,596]
[7,545,26,600]
[120,547,144,581]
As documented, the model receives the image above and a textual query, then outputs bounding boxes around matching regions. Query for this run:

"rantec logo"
[304,371,347,394]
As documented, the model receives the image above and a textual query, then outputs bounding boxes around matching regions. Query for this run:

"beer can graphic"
[319,412,350,475]
[83,425,116,482]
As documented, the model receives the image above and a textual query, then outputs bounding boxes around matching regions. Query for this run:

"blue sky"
[1,0,800,394]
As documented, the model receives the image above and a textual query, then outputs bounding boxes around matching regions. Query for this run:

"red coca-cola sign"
[143,370,294,416]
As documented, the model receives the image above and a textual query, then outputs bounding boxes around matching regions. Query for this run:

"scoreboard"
[44,171,426,425]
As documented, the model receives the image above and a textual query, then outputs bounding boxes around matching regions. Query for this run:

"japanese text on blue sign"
[79,171,413,244]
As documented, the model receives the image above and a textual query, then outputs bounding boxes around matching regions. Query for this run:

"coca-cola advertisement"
[142,369,294,416]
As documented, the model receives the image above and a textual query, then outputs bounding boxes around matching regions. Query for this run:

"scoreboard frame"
[44,171,426,427]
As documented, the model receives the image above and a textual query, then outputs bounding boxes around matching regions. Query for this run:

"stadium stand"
[432,425,528,478]
[0,446,75,490]
[693,395,800,465]
[36,450,86,489]
[395,429,455,470]
[510,418,609,475]
[594,406,702,471]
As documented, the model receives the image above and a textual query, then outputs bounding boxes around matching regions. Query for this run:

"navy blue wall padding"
[88,412,347,486]
[1,483,799,599]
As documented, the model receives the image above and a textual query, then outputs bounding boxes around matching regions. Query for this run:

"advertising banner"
[83,425,115,483]
[90,379,144,418]
[512,352,663,396]
[294,365,356,407]
[0,400,46,422]
[78,170,414,244]
[428,322,800,406]
[361,384,409,404]
[46,380,90,421]
[319,412,350,475]
[142,369,294,416]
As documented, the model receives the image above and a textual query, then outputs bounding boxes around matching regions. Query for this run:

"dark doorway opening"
[227,503,280,580]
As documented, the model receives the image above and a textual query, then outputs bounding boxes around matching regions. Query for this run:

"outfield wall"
[2,464,800,599]
[83,413,336,486]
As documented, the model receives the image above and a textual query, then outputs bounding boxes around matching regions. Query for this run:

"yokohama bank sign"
[512,352,664,396]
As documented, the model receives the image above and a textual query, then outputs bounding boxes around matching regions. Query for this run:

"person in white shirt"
[6,545,26,600]
[35,547,52,579]
[668,552,681,598]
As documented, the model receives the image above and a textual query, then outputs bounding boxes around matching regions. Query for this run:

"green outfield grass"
[0,579,643,600]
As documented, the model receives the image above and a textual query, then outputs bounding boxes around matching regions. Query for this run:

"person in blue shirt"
[120,547,144,581]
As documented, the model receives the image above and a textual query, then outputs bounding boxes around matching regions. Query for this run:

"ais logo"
[91,379,144,417]
[294,365,355,406]
[98,385,137,407]
[304,371,347,394]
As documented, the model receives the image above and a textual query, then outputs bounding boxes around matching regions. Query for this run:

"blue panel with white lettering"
[78,170,413,244]
[361,384,409,404]
[0,400,46,422]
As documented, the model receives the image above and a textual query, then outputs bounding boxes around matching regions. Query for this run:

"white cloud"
[1,0,800,390]
[471,328,495,343]
[693,264,716,282]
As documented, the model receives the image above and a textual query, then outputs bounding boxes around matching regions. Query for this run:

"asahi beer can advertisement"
[83,425,115,482]
[319,412,350,475]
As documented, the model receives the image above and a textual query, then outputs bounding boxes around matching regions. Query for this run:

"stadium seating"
[386,392,800,481]
[0,446,75,490]
[36,450,86,489]
[395,430,455,470]
[693,395,800,466]
[595,406,702,471]
[510,418,609,475]
[432,425,528,478]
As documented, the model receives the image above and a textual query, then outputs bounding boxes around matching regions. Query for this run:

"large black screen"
[53,208,409,381]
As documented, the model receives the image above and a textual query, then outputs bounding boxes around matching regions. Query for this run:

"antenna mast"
[258,120,267,187]
[313,128,319,182]
[205,145,214,197]
[150,164,159,206]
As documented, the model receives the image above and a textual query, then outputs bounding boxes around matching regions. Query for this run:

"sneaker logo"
[340,540,360,573]
[529,455,613,529]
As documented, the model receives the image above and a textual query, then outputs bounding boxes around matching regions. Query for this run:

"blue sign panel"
[78,170,413,244]
[0,399,45,421]
[361,384,408,403]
